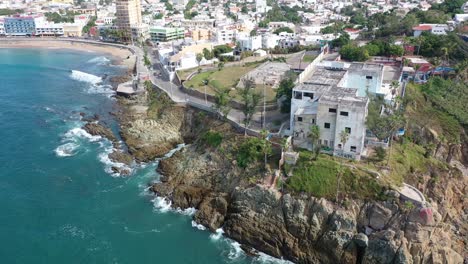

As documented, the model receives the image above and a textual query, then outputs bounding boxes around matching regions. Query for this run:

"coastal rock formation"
[148,121,466,264]
[113,90,466,263]
[83,122,117,143]
[117,95,192,162]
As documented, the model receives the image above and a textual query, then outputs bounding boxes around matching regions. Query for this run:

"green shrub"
[236,137,270,168]
[201,131,223,147]
[374,146,386,162]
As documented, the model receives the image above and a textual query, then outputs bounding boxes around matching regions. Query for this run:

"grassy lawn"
[302,55,317,62]
[183,62,277,102]
[286,152,385,200]
[385,141,447,186]
[177,68,197,81]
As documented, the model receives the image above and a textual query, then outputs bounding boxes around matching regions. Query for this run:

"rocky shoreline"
[81,85,467,263]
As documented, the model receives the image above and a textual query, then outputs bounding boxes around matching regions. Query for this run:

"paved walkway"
[145,48,288,133]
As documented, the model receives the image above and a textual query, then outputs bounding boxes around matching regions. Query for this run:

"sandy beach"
[0,38,135,69]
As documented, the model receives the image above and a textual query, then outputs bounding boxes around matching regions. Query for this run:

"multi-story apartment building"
[35,21,64,36]
[290,60,386,160]
[116,0,142,37]
[0,19,5,35]
[149,26,184,42]
[4,15,43,36]
[189,28,212,41]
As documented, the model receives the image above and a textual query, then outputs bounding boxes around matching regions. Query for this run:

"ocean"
[0,48,290,264]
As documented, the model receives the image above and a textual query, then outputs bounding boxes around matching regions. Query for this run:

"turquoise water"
[0,49,287,264]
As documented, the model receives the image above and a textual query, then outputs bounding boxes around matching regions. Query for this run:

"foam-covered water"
[0,48,294,264]
[70,70,102,84]
[87,56,111,65]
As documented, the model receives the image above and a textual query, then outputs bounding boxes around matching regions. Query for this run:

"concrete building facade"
[116,0,142,37]
[4,15,43,36]
[150,26,185,42]
[290,61,386,160]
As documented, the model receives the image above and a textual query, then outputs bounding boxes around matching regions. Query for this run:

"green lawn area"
[183,63,277,102]
[177,68,196,81]
[302,55,316,62]
[286,152,385,200]
[385,141,446,186]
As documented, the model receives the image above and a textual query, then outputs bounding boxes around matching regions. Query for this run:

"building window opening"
[329,108,337,113]
[324,123,330,129]
[294,91,302,100]
[338,144,342,149]
[350,146,357,152]
[297,116,303,122]
[366,76,373,79]
[340,111,349,116]
[345,127,351,134]
[303,92,314,99]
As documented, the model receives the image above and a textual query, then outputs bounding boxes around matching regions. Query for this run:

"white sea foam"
[175,207,197,216]
[210,228,225,241]
[87,56,110,65]
[64,127,101,142]
[87,84,115,96]
[55,142,79,157]
[228,242,244,260]
[152,196,172,213]
[70,70,102,84]
[163,143,185,158]
[253,253,295,264]
[98,144,133,177]
[191,220,206,231]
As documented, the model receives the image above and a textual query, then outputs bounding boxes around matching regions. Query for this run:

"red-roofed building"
[413,24,450,37]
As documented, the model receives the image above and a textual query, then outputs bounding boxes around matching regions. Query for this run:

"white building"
[238,35,262,51]
[256,0,267,13]
[412,24,450,37]
[0,19,5,35]
[262,33,281,49]
[216,28,236,44]
[290,61,387,160]
[35,21,64,36]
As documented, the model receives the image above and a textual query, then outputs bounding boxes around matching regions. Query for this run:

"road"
[0,37,288,133]
[143,46,289,133]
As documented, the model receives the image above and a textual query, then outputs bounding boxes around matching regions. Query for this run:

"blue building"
[4,15,43,36]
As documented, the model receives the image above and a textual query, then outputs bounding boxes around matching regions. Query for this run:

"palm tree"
[390,80,399,100]
[336,129,349,203]
[260,129,272,170]
[339,130,349,156]
[307,125,320,160]
[196,53,203,68]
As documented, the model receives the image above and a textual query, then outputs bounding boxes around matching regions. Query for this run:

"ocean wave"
[151,196,172,213]
[228,242,243,260]
[252,253,294,264]
[64,127,101,142]
[87,56,110,65]
[55,142,80,157]
[210,228,225,241]
[70,70,102,85]
[87,84,115,96]
[98,144,133,177]
[191,220,206,231]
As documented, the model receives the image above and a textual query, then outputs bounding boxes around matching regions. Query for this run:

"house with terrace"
[290,61,391,160]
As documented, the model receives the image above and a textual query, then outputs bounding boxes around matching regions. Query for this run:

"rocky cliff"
[113,90,466,263]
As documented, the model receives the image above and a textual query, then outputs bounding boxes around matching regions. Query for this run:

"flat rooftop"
[304,67,346,86]
[383,66,401,83]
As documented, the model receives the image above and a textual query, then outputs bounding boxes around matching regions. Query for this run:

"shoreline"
[0,39,134,69]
